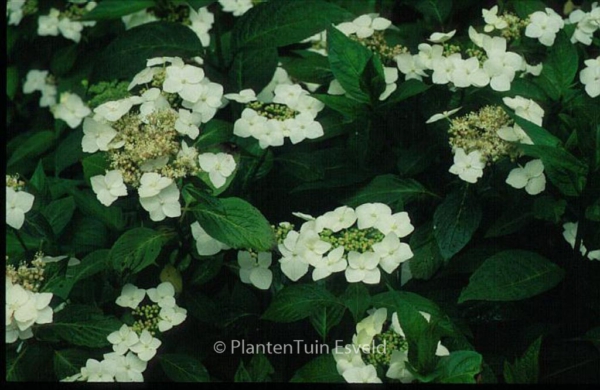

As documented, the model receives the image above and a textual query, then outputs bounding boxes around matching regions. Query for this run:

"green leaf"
[42,197,76,236]
[458,250,565,303]
[192,197,276,252]
[340,283,371,323]
[262,284,341,323]
[82,153,110,184]
[503,336,543,384]
[309,304,346,339]
[68,249,110,282]
[50,44,79,76]
[326,26,373,103]
[55,130,86,175]
[509,114,562,148]
[312,94,369,119]
[187,0,215,9]
[433,186,482,260]
[8,131,55,167]
[67,187,126,231]
[396,143,439,177]
[229,46,279,93]
[587,198,600,222]
[110,227,168,275]
[512,0,546,18]
[276,151,327,182]
[279,52,332,85]
[7,66,18,100]
[160,354,210,382]
[533,195,567,223]
[437,351,483,384]
[235,354,274,382]
[21,210,55,242]
[7,344,53,381]
[29,160,50,200]
[190,254,223,285]
[484,206,533,238]
[290,355,344,383]
[536,30,578,100]
[343,175,437,209]
[54,349,90,380]
[519,144,588,197]
[92,21,203,82]
[583,327,600,351]
[409,223,444,280]
[232,0,351,48]
[82,0,155,20]
[195,119,233,149]
[50,305,121,348]
[379,79,431,108]
[65,217,109,253]
[408,0,453,23]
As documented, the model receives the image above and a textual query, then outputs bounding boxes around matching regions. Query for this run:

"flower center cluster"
[320,227,385,253]
[6,253,46,293]
[273,223,295,244]
[247,101,298,121]
[448,105,518,163]
[6,174,25,191]
[132,303,161,336]
[363,328,409,367]
[351,31,408,66]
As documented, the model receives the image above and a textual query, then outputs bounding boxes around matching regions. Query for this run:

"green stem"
[213,6,226,70]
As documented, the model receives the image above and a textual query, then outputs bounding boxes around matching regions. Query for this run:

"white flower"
[122,9,158,30]
[23,70,49,94]
[483,6,508,32]
[188,6,214,47]
[81,118,118,153]
[90,170,128,207]
[147,282,176,308]
[428,29,456,43]
[52,92,91,128]
[39,84,58,108]
[137,173,173,198]
[386,350,414,383]
[198,152,236,188]
[174,109,202,139]
[315,206,357,233]
[233,108,268,138]
[395,53,428,81]
[6,279,53,342]
[58,17,84,43]
[563,222,600,261]
[287,112,324,144]
[345,251,381,284]
[37,9,60,37]
[312,246,347,281]
[115,284,146,309]
[157,305,187,332]
[107,324,140,355]
[506,159,546,195]
[482,36,523,91]
[503,96,545,126]
[525,8,565,47]
[113,352,147,382]
[375,211,414,238]
[417,43,444,70]
[333,344,365,375]
[163,63,205,103]
[580,57,600,98]
[6,187,34,230]
[81,358,117,382]
[182,79,224,123]
[336,14,391,39]
[7,0,25,25]
[278,231,310,281]
[450,56,490,88]
[130,330,162,362]
[432,54,460,85]
[128,67,159,90]
[273,84,307,108]
[93,99,134,122]
[355,203,392,230]
[218,0,254,17]
[256,120,285,149]
[139,183,182,222]
[448,148,485,183]
[379,67,399,100]
[191,221,229,256]
[343,364,382,383]
[497,124,533,145]
[296,228,332,265]
[224,89,257,103]
[353,308,387,350]
[138,88,171,121]
[372,232,413,274]
[426,107,461,124]
[238,251,273,290]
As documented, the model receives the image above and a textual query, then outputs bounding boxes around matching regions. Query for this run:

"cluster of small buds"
[247,101,298,121]
[363,328,409,367]
[442,43,462,56]
[273,222,295,244]
[448,105,518,163]
[37,1,97,43]
[350,31,408,66]
[6,252,46,293]
[6,174,25,191]
[132,304,161,335]
[498,13,528,41]
[278,203,414,284]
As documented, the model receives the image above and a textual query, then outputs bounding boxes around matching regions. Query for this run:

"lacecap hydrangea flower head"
[82,56,237,221]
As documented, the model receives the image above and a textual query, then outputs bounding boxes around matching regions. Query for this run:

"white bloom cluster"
[335,13,392,39]
[334,308,449,384]
[232,82,325,148]
[37,1,97,43]
[6,178,34,230]
[562,222,600,261]
[278,203,414,284]
[6,277,53,343]
[566,2,600,46]
[218,0,255,17]
[84,56,234,220]
[64,282,187,382]
[580,57,600,98]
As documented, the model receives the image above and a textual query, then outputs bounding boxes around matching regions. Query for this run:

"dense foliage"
[6,0,600,384]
